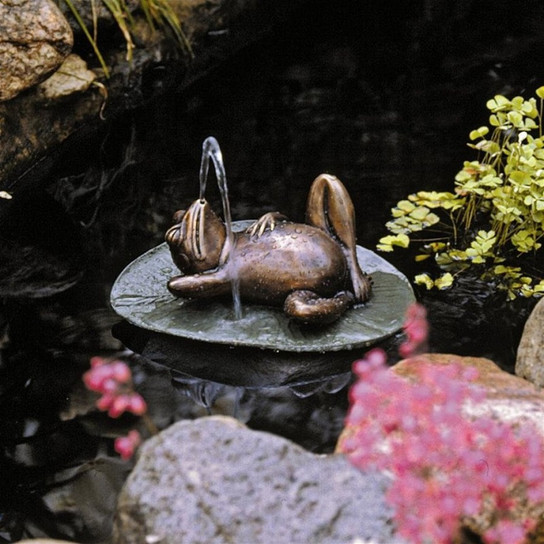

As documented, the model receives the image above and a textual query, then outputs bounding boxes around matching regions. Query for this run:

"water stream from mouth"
[199,136,243,319]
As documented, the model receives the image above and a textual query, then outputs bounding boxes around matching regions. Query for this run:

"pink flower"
[114,430,141,460]
[127,394,147,415]
[399,302,429,358]
[83,357,152,460]
[340,304,544,543]
[483,519,527,544]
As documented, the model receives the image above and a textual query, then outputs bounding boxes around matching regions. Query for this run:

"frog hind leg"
[305,174,371,302]
[284,290,354,325]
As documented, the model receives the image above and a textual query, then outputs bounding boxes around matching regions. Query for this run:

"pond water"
[2,0,544,541]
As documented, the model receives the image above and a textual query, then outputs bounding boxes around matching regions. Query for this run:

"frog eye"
[172,210,186,224]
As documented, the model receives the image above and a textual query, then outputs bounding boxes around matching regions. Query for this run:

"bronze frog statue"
[164,174,371,325]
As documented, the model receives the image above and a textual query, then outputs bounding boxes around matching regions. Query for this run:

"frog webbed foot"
[284,290,354,325]
[246,212,288,237]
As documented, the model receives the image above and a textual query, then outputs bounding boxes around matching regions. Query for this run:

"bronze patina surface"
[165,174,372,324]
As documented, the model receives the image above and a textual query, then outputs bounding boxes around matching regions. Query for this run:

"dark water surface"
[2,0,544,540]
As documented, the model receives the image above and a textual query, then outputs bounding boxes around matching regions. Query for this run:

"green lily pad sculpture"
[111,221,414,353]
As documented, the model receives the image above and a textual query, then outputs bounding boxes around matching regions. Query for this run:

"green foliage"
[379,87,544,300]
[62,0,193,78]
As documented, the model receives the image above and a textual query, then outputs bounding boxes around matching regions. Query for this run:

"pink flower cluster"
[399,302,429,358]
[340,303,544,543]
[83,356,147,459]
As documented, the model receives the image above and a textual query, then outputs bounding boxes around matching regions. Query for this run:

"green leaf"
[489,114,500,127]
[469,126,490,140]
[509,170,532,185]
[522,99,538,117]
[435,273,454,290]
[408,206,431,221]
[377,234,410,252]
[414,274,434,290]
[487,95,511,112]
[511,230,539,252]
[392,200,415,217]
[507,111,523,127]
[533,280,544,293]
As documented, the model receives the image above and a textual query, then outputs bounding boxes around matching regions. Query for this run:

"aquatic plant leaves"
[379,87,544,299]
[111,222,414,352]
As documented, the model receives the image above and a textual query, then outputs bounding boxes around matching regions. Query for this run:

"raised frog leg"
[305,174,371,302]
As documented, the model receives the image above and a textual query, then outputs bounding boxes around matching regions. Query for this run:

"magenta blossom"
[399,302,429,358]
[115,430,142,460]
[83,356,156,459]
[340,303,544,543]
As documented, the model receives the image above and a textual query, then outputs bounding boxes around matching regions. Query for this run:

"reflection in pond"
[2,0,544,540]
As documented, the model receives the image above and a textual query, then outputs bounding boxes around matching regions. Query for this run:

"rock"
[18,540,77,543]
[37,54,97,101]
[516,297,544,387]
[114,416,404,544]
[393,354,544,435]
[0,0,73,101]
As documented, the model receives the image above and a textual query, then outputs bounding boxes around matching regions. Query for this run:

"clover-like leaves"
[378,87,544,299]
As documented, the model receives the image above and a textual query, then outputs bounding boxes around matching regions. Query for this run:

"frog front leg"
[284,290,354,325]
[167,268,232,299]
[246,212,289,237]
[306,174,371,302]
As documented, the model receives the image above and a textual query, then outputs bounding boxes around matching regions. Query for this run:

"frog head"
[165,199,226,274]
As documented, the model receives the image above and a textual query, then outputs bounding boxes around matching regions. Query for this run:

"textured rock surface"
[18,540,77,544]
[0,0,73,101]
[394,354,544,434]
[516,297,544,387]
[114,416,403,544]
[37,54,97,101]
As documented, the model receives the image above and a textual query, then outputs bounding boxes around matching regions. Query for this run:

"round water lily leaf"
[111,222,414,352]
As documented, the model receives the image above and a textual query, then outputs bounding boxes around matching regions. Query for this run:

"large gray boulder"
[114,416,403,544]
[0,0,73,101]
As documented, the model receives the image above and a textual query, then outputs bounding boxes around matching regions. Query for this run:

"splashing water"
[199,137,243,319]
